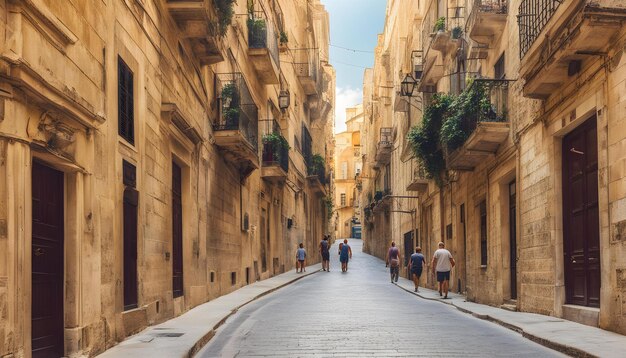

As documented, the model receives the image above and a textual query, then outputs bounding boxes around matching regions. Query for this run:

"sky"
[320,0,387,133]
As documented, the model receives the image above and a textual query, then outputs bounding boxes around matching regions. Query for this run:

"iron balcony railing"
[294,49,320,84]
[466,0,508,37]
[378,127,393,147]
[518,0,562,58]
[462,78,510,132]
[308,162,326,185]
[247,7,279,68]
[448,7,466,39]
[262,140,289,172]
[213,73,259,149]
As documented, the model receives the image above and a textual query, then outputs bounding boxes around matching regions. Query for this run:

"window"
[495,53,505,79]
[480,200,487,266]
[118,57,134,144]
[341,162,348,179]
[340,193,346,207]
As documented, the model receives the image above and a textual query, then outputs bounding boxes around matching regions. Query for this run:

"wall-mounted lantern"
[279,90,290,110]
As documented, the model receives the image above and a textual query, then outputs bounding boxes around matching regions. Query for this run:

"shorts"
[411,268,423,277]
[436,271,450,282]
[298,260,305,264]
[321,251,330,261]
[389,265,399,274]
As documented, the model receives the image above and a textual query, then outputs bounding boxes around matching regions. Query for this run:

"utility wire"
[330,44,375,53]
[330,59,369,69]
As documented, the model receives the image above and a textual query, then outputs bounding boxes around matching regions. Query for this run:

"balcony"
[246,7,280,84]
[373,189,392,213]
[518,0,626,99]
[374,127,393,167]
[261,120,289,183]
[213,73,259,177]
[446,79,511,171]
[294,49,321,95]
[431,8,466,55]
[307,156,327,195]
[406,165,429,193]
[165,0,224,65]
[466,0,508,44]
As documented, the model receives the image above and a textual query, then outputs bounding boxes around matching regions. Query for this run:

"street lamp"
[400,74,417,98]
[400,74,417,124]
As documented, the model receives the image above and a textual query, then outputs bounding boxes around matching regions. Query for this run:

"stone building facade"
[359,0,626,335]
[333,105,363,239]
[0,0,334,357]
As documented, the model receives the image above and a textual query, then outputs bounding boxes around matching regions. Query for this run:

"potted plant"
[262,132,290,162]
[215,0,236,36]
[279,31,288,52]
[451,26,463,39]
[247,17,267,48]
[434,17,446,33]
[221,83,241,127]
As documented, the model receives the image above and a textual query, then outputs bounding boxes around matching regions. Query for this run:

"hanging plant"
[215,0,236,37]
[322,196,334,219]
[434,17,446,32]
[406,93,453,187]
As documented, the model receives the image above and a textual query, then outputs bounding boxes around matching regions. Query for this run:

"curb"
[392,283,596,358]
[187,269,321,357]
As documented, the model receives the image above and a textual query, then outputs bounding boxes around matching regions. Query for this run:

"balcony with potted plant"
[213,73,260,177]
[261,120,289,183]
[442,78,511,171]
[245,3,280,84]
[165,0,231,65]
[307,154,327,195]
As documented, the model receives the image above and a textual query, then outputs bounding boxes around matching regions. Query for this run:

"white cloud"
[334,86,362,133]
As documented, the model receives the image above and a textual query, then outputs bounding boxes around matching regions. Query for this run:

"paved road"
[198,240,564,357]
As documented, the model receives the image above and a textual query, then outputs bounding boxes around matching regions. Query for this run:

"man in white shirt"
[431,242,455,299]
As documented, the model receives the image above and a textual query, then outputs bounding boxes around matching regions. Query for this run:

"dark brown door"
[123,187,138,310]
[403,231,413,278]
[509,180,517,300]
[260,208,267,272]
[32,162,64,358]
[172,162,184,298]
[563,117,600,307]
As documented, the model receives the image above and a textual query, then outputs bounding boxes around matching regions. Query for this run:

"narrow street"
[198,240,564,357]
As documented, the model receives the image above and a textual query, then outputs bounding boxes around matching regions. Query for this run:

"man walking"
[408,246,425,292]
[386,241,401,283]
[431,242,455,298]
[319,235,330,271]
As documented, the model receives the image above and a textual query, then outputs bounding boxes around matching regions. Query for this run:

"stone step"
[500,303,518,312]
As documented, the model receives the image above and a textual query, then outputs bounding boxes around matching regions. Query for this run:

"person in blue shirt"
[408,247,425,292]
[339,239,352,272]
[296,243,306,273]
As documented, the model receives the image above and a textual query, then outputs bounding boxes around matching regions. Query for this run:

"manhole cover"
[154,332,184,338]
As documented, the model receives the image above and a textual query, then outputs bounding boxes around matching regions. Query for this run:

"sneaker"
[414,288,418,292]
[439,290,442,296]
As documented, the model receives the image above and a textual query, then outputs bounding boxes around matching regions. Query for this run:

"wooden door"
[172,162,184,298]
[123,187,138,310]
[32,162,64,358]
[563,117,600,307]
[509,180,517,300]
[260,208,267,272]
[403,231,413,278]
